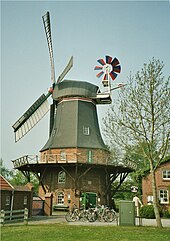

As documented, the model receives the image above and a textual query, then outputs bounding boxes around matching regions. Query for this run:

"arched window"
[58,171,66,183]
[57,192,64,205]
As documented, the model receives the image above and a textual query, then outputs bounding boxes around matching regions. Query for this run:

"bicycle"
[65,205,79,222]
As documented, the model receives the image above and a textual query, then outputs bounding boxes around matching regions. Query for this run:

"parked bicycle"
[65,204,79,222]
[65,204,118,223]
[86,205,118,222]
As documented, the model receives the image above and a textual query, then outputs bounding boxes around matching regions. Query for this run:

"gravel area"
[28,215,170,227]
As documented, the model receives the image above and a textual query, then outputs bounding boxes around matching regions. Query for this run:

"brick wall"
[40,148,110,165]
[38,164,109,209]
[142,161,170,209]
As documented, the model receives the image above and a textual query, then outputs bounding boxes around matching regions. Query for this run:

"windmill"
[12,12,136,212]
[12,12,73,142]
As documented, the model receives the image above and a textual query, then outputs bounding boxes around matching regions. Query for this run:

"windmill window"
[5,196,10,206]
[162,170,170,180]
[87,150,93,163]
[57,192,64,205]
[60,151,66,161]
[24,196,28,205]
[83,126,90,136]
[159,189,169,204]
[58,171,66,183]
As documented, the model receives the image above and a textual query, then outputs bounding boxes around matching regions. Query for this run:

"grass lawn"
[1,224,170,241]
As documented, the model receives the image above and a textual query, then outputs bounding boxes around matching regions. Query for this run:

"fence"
[0,208,28,226]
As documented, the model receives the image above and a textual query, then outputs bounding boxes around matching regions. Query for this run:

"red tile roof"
[0,175,14,191]
[13,185,31,192]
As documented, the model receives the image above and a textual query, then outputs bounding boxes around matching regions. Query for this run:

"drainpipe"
[10,190,14,220]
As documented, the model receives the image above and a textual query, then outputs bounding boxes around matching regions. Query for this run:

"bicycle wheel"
[111,210,118,222]
[87,210,97,222]
[105,210,114,222]
[97,213,104,222]
[79,210,88,222]
[65,211,77,222]
[65,212,72,222]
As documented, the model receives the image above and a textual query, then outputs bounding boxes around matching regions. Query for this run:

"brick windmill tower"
[12,12,136,210]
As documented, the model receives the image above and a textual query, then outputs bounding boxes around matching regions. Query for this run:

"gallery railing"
[12,154,137,170]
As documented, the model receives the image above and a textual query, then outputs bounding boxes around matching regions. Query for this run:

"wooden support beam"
[21,170,31,182]
[112,172,129,196]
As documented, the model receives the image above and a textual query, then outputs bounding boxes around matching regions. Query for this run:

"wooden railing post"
[24,208,28,225]
[0,210,5,226]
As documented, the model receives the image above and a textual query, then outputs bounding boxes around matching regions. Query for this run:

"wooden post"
[24,208,28,225]
[0,210,5,226]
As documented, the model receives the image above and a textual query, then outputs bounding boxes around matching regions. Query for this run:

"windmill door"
[80,192,97,209]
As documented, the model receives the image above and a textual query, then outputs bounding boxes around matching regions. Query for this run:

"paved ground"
[28,215,170,227]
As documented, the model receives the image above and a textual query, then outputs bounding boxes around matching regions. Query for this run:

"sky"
[1,0,170,169]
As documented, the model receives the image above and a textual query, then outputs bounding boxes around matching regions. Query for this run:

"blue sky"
[1,0,170,169]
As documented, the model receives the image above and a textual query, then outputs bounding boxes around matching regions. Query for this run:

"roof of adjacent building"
[142,158,170,177]
[13,185,31,192]
[0,175,32,192]
[0,175,14,190]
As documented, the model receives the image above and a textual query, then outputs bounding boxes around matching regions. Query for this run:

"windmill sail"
[12,94,50,142]
[12,12,73,142]
[42,11,55,84]
[57,56,73,83]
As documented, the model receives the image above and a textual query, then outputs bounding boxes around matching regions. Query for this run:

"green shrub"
[140,204,164,219]
[163,207,170,218]
[140,205,155,219]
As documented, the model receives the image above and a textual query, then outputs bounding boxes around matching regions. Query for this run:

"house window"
[162,170,170,180]
[83,126,90,136]
[57,192,64,205]
[159,189,169,204]
[5,196,10,206]
[58,171,66,183]
[147,195,153,204]
[60,151,66,161]
[24,196,28,205]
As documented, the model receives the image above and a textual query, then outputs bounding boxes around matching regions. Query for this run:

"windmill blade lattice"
[12,12,73,142]
[94,55,121,81]
[12,94,50,142]
[42,12,56,84]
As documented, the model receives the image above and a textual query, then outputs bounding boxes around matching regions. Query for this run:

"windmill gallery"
[12,12,136,213]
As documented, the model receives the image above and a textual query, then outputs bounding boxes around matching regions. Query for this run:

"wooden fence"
[0,208,28,226]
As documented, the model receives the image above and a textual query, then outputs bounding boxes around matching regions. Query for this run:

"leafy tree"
[124,142,152,193]
[0,159,39,194]
[0,158,13,180]
[10,170,39,194]
[103,58,170,227]
[112,178,135,200]
[10,170,29,185]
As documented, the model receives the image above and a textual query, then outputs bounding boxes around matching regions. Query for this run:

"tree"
[0,158,39,194]
[10,170,39,194]
[0,158,13,180]
[103,58,170,227]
